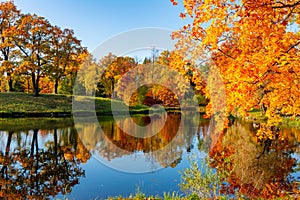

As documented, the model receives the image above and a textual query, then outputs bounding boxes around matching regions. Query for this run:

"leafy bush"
[180,158,221,199]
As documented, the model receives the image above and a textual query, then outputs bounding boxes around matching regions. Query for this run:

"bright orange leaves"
[171,0,300,137]
[0,1,84,96]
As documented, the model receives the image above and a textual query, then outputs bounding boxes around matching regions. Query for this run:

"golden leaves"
[173,0,300,138]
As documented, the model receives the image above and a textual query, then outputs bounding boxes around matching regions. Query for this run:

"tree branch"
[217,48,235,60]
[16,44,29,57]
[272,1,300,9]
[286,41,300,53]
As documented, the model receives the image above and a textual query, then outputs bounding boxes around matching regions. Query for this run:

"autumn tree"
[172,0,300,137]
[121,51,187,106]
[12,14,52,96]
[157,50,170,66]
[99,55,136,98]
[48,26,84,94]
[115,60,192,107]
[76,51,100,95]
[0,1,20,92]
[0,2,85,95]
[168,50,205,95]
[0,129,85,199]
[153,50,205,106]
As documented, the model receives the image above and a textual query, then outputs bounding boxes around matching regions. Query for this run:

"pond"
[0,113,299,199]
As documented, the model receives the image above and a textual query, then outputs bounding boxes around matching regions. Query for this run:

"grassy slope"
[1,93,299,127]
[0,117,74,131]
[0,92,73,113]
[0,92,151,116]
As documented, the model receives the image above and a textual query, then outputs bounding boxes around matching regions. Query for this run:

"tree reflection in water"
[0,115,299,199]
[77,112,204,169]
[79,112,299,198]
[0,127,89,199]
[207,121,300,198]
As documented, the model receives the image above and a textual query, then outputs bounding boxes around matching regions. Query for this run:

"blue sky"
[13,0,186,52]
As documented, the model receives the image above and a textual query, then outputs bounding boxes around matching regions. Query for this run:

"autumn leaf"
[172,0,300,138]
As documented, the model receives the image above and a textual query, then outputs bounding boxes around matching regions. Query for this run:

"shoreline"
[0,106,206,118]
[1,93,298,128]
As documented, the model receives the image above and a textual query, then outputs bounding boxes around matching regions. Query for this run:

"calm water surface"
[0,113,299,199]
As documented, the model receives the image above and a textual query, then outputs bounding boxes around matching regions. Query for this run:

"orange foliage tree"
[172,0,300,138]
[101,56,136,98]
[155,50,205,106]
[208,121,299,198]
[0,1,20,92]
[115,50,204,107]
[0,1,85,95]
[12,14,53,96]
[168,50,205,95]
[47,26,84,94]
[115,60,191,107]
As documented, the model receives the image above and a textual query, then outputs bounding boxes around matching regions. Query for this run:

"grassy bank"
[0,92,206,118]
[242,109,300,128]
[0,92,183,118]
[0,117,74,131]
[0,93,298,128]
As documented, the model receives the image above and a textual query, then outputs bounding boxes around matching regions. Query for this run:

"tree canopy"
[0,1,85,96]
[171,0,300,138]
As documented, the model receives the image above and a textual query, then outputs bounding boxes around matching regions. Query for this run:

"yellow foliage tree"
[172,0,300,138]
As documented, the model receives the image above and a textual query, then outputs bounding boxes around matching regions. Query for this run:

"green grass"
[246,109,267,122]
[0,117,74,131]
[0,92,165,117]
[0,92,72,113]
[243,108,300,128]
[282,117,300,128]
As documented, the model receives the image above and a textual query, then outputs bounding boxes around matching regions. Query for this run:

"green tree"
[143,57,151,64]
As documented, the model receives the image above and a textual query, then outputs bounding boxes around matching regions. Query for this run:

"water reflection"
[76,112,202,172]
[0,127,89,199]
[208,121,300,198]
[0,115,299,198]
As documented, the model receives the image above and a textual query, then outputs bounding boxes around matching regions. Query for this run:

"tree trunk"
[5,132,13,156]
[7,73,13,92]
[32,73,36,95]
[261,104,267,114]
[111,79,115,99]
[27,79,30,93]
[32,73,40,97]
[34,84,39,96]
[54,128,58,165]
[4,54,13,91]
[31,130,38,157]
[54,79,59,94]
